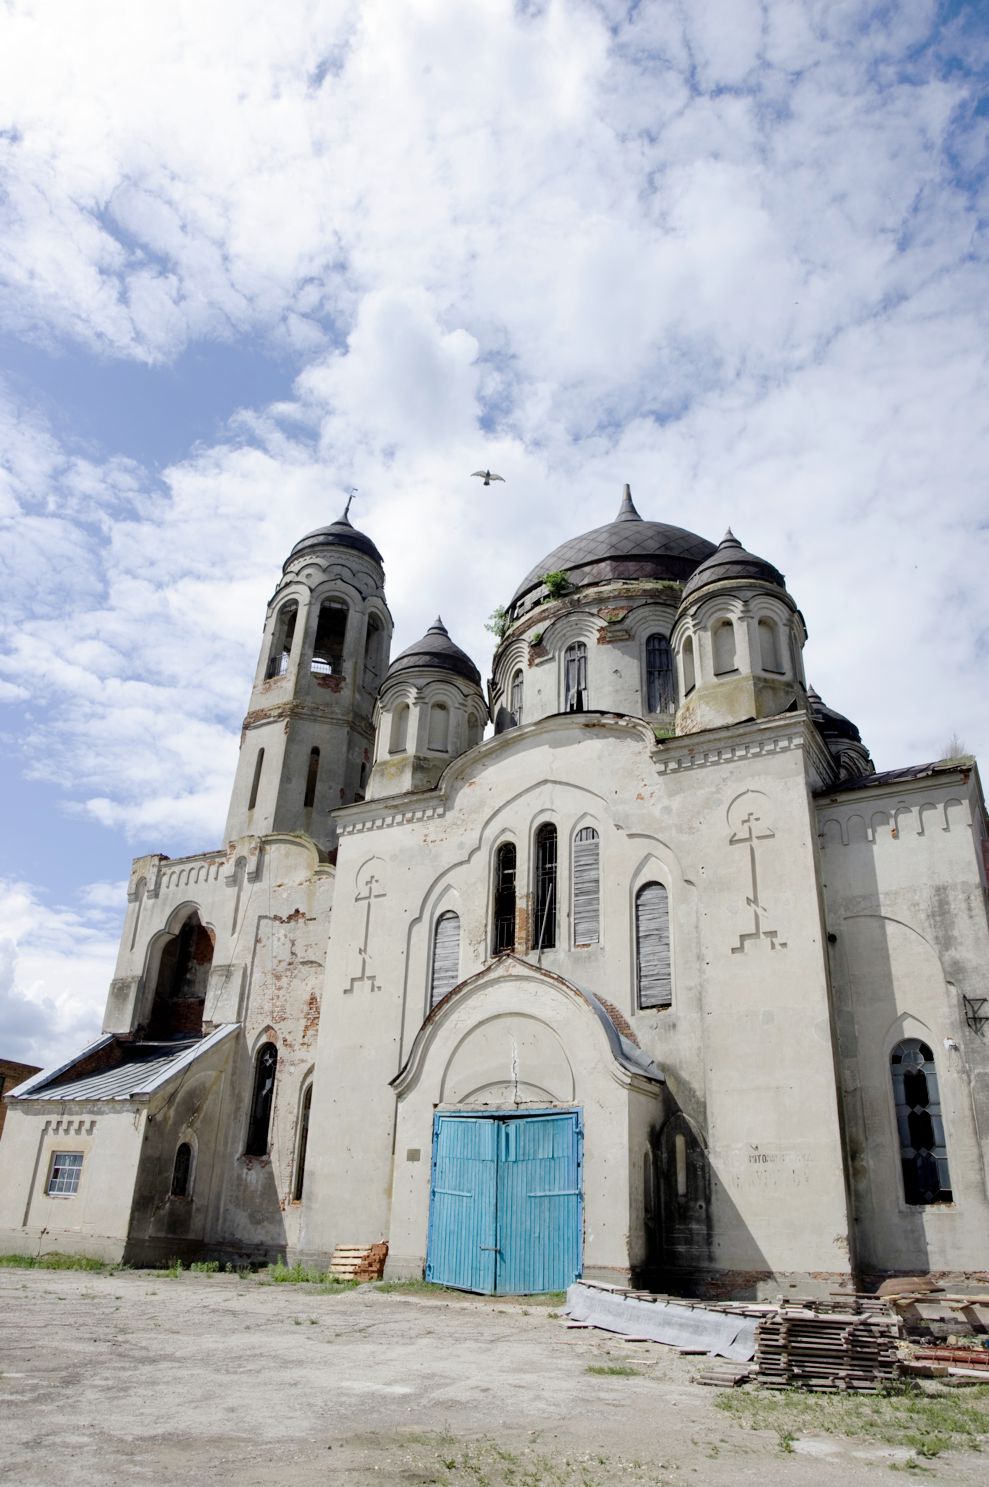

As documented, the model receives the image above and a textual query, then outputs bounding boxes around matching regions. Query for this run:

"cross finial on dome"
[342,487,359,522]
[616,484,642,523]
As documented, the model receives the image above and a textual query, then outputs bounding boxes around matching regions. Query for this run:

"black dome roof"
[509,486,715,615]
[680,529,785,602]
[807,687,862,744]
[386,617,481,687]
[285,511,383,570]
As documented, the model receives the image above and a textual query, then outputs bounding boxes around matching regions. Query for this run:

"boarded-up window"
[758,618,783,673]
[312,601,347,675]
[428,702,450,751]
[246,1043,278,1156]
[682,635,696,694]
[572,827,600,946]
[635,882,671,1009]
[430,911,461,1008]
[891,1039,952,1204]
[534,823,557,950]
[389,703,409,753]
[713,620,736,675]
[510,669,523,725]
[564,642,588,712]
[493,843,516,953]
[646,634,677,714]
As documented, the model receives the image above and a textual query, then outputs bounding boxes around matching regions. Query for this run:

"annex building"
[2,489,988,1295]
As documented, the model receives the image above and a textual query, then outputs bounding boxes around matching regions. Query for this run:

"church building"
[2,489,988,1295]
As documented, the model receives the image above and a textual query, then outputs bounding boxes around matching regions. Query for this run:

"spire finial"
[720,527,741,547]
[616,484,642,523]
[430,615,447,632]
[342,487,359,521]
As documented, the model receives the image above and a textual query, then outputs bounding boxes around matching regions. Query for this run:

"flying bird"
[471,469,505,486]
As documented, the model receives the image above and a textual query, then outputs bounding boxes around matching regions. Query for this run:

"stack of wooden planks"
[755,1299,900,1393]
[328,1242,389,1281]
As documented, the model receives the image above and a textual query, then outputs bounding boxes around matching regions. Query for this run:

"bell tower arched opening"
[147,911,213,1040]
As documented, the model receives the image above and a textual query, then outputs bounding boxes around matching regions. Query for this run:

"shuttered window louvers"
[636,882,671,1008]
[430,912,461,1009]
[572,827,600,946]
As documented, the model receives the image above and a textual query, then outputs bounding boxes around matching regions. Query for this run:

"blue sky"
[2,0,988,1067]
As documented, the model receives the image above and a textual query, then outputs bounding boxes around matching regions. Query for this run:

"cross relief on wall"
[727,790,787,954]
[346,859,387,994]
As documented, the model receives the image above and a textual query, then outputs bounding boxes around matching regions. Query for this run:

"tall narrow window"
[564,642,588,712]
[430,911,461,1009]
[363,614,382,681]
[267,602,298,678]
[713,620,736,675]
[493,843,517,953]
[510,669,524,725]
[248,749,264,811]
[390,703,409,753]
[534,823,557,950]
[171,1142,192,1198]
[636,882,671,1009]
[891,1039,952,1204]
[682,635,696,694]
[572,827,600,946]
[246,1043,278,1156]
[428,702,449,752]
[293,1085,312,1202]
[304,747,320,809]
[312,600,348,675]
[646,633,677,714]
[758,618,783,673]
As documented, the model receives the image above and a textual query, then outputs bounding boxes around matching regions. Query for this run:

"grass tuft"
[586,1363,642,1377]
[0,1252,115,1273]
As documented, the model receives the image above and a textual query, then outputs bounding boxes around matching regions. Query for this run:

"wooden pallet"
[328,1242,389,1281]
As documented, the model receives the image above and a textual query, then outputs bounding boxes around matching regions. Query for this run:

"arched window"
[510,669,524,725]
[682,635,696,695]
[467,713,481,749]
[311,600,348,675]
[646,634,677,714]
[492,843,517,954]
[758,618,783,673]
[148,911,212,1040]
[267,602,298,678]
[564,642,588,712]
[635,882,671,1009]
[363,614,383,681]
[534,823,557,951]
[293,1084,312,1202]
[430,911,461,1009]
[170,1142,192,1198]
[248,749,264,812]
[891,1039,952,1204]
[713,620,736,675]
[246,1043,278,1156]
[304,747,320,809]
[572,827,600,946]
[427,701,449,752]
[389,703,409,753]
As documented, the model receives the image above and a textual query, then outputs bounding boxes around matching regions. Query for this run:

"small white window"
[47,1152,83,1196]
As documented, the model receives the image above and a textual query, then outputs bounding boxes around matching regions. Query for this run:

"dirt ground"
[1,1267,986,1486]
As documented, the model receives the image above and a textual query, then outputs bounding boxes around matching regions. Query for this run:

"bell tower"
[224,509,392,851]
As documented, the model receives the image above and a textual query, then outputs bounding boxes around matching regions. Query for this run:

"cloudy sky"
[2,0,987,1069]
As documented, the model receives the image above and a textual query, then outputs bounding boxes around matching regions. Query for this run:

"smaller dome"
[680,529,785,603]
[386,617,481,687]
[807,686,862,745]
[285,510,383,570]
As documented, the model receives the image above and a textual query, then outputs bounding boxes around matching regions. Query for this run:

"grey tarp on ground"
[565,1283,758,1361]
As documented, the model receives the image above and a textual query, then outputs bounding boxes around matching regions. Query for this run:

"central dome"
[508,486,715,619]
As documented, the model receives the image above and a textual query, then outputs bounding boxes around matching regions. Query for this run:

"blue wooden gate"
[426,1110,582,1294]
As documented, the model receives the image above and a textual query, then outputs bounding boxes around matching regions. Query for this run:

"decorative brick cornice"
[338,801,446,837]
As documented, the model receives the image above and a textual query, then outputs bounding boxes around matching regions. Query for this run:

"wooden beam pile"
[328,1242,389,1281]
[755,1299,900,1392]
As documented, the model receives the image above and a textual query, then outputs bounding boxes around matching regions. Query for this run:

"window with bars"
[510,669,523,725]
[564,642,588,712]
[891,1039,952,1204]
[430,911,461,1008]
[645,633,677,714]
[492,843,517,953]
[246,1043,278,1157]
[534,823,558,950]
[635,882,671,1009]
[47,1152,83,1196]
[572,827,600,946]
